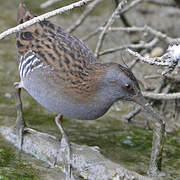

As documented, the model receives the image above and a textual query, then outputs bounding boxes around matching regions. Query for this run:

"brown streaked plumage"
[16,4,141,110]
[16,5,106,103]
[14,3,144,129]
[13,5,165,177]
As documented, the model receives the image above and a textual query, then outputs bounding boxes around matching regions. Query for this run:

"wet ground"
[0,0,180,179]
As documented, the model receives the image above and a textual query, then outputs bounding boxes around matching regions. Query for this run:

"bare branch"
[81,27,100,41]
[99,38,158,56]
[106,26,180,44]
[0,0,92,40]
[94,0,128,58]
[127,49,173,67]
[67,0,103,33]
[143,91,180,100]
[121,0,177,14]
[125,106,142,121]
[144,25,180,44]
[127,43,180,75]
[82,23,180,45]
[121,0,142,14]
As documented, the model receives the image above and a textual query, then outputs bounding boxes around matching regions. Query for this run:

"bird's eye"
[125,83,131,89]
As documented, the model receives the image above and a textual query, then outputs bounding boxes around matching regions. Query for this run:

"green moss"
[0,137,39,180]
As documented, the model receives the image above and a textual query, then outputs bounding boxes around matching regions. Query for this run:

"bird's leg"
[13,82,26,149]
[54,114,74,180]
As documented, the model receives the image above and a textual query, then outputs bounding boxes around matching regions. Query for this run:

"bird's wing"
[16,4,97,72]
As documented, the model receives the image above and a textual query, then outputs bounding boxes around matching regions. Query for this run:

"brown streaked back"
[16,4,97,68]
[16,4,104,103]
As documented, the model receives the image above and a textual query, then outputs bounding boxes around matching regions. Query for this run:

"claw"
[55,114,74,180]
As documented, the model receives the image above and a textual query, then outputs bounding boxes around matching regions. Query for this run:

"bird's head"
[100,62,141,102]
[100,62,163,124]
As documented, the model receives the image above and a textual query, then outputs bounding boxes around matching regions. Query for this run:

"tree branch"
[99,38,158,56]
[0,0,92,40]
[94,0,128,58]
[143,91,180,100]
[67,0,103,33]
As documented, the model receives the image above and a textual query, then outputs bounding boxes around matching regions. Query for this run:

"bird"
[14,4,163,178]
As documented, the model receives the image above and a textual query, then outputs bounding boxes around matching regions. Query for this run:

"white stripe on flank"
[20,54,34,70]
[18,51,44,78]
[22,59,33,77]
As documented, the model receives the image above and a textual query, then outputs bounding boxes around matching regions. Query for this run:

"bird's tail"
[17,4,34,25]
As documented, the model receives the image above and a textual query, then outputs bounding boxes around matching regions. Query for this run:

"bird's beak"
[132,93,163,124]
[132,93,165,174]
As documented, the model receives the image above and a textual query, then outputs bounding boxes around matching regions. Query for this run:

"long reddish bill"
[132,93,165,175]
[132,94,164,125]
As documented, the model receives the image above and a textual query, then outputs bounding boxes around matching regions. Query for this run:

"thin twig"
[143,91,180,100]
[67,0,103,33]
[128,49,148,70]
[125,106,141,122]
[105,26,180,43]
[144,75,161,79]
[94,0,128,58]
[121,0,142,14]
[82,24,180,44]
[144,25,180,44]
[121,0,177,14]
[165,74,180,83]
[81,27,100,41]
[0,0,92,40]
[99,38,158,56]
[127,49,173,67]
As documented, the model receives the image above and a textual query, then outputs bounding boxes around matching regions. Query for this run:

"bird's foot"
[54,114,74,180]
[25,128,57,140]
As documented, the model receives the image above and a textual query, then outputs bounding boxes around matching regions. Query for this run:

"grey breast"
[18,51,112,120]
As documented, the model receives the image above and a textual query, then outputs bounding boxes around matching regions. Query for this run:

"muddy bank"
[0,125,153,180]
